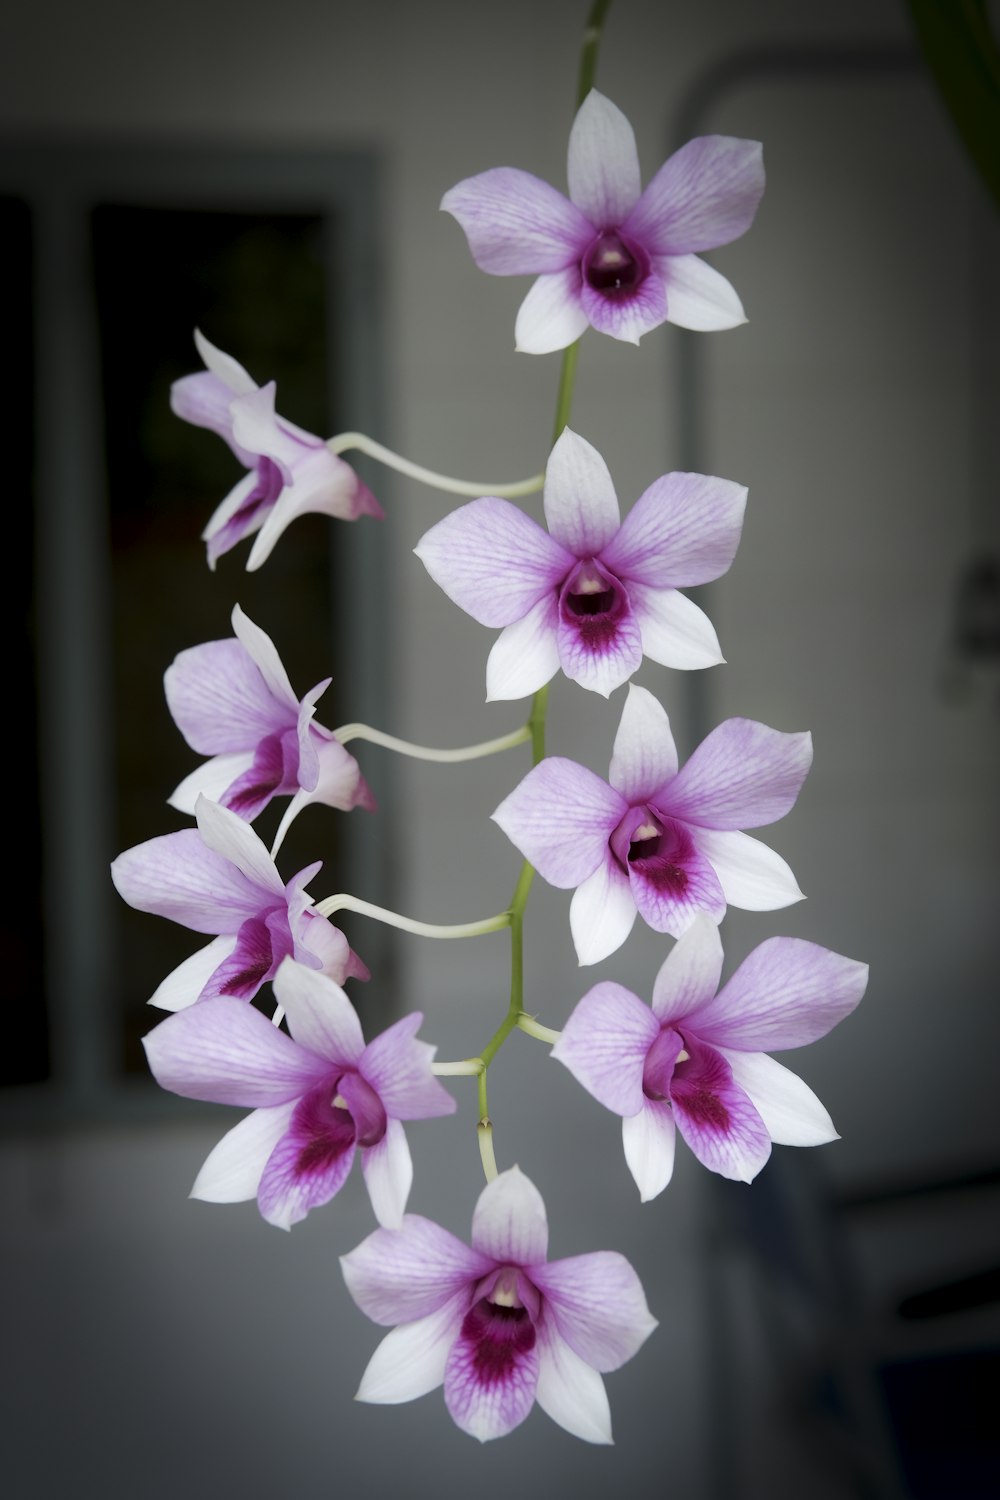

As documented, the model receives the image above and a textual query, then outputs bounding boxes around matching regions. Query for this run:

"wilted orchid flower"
[553,916,868,1195]
[415,428,745,699]
[442,90,764,352]
[494,684,811,964]
[341,1166,656,1443]
[111,795,367,1010]
[171,330,383,570]
[166,603,374,829]
[144,959,454,1229]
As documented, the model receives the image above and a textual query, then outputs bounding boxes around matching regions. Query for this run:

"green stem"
[577,0,613,105]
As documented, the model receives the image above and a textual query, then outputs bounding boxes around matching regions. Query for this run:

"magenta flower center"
[460,1271,537,1385]
[582,230,649,297]
[610,807,694,894]
[560,559,628,649]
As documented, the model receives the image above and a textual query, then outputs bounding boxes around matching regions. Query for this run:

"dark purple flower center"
[460,1288,536,1385]
[613,808,693,894]
[230,456,284,530]
[560,558,628,650]
[291,1071,387,1179]
[582,230,649,297]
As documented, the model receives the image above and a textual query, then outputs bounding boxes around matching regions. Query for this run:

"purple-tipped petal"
[486,594,561,701]
[579,273,669,345]
[471,1166,548,1265]
[342,1216,491,1325]
[360,1012,456,1122]
[256,1086,357,1229]
[515,269,591,354]
[670,1042,771,1182]
[567,91,642,225]
[569,857,637,966]
[531,1251,658,1372]
[148,935,236,1012]
[543,428,621,557]
[354,1292,469,1403]
[718,1048,838,1146]
[622,1100,677,1201]
[191,1100,297,1203]
[689,938,868,1052]
[202,471,273,563]
[444,1302,540,1442]
[631,585,724,670]
[272,958,365,1064]
[650,914,724,1023]
[441,167,592,275]
[112,828,268,934]
[691,828,805,911]
[535,1323,613,1445]
[361,1117,413,1228]
[552,984,658,1116]
[415,497,572,628]
[493,759,625,888]
[625,135,764,255]
[609,684,678,800]
[658,720,812,830]
[601,472,748,589]
[142,997,330,1106]
[659,253,747,331]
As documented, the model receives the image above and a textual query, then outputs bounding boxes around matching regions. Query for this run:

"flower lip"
[641,1026,686,1101]
[582,229,650,297]
[559,557,629,647]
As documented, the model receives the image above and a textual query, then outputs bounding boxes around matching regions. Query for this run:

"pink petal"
[111,828,268,935]
[631,584,724,670]
[650,913,724,1023]
[256,1092,356,1229]
[361,1117,413,1228]
[569,857,637,966]
[486,594,561,701]
[492,759,625,888]
[272,958,365,1064]
[534,1322,613,1444]
[624,135,764,255]
[360,1012,456,1121]
[717,1048,838,1146]
[531,1251,658,1372]
[552,983,658,1116]
[543,428,621,557]
[142,997,330,1106]
[342,1216,490,1325]
[659,252,747,331]
[471,1166,548,1265]
[444,1304,540,1441]
[691,828,805,910]
[658,721,813,830]
[191,1100,297,1203]
[170,370,240,449]
[415,497,571,628]
[622,1100,676,1201]
[567,91,642,225]
[515,269,590,354]
[601,472,747,589]
[608,684,678,800]
[354,1291,469,1403]
[441,167,592,274]
[579,271,669,345]
[670,1042,771,1182]
[688,938,868,1051]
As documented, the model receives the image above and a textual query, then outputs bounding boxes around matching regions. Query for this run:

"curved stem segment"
[315,893,510,941]
[326,432,543,499]
[334,721,531,763]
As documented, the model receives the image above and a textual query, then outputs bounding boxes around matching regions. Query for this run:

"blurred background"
[1,1,998,1496]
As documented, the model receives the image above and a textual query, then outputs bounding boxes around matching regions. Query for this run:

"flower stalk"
[326,432,543,498]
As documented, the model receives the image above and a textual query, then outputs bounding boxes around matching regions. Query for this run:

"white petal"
[168,753,253,816]
[191,1100,297,1202]
[354,1292,468,1404]
[486,595,561,701]
[622,1101,677,1201]
[661,253,747,331]
[609,683,678,799]
[569,859,637,966]
[535,1324,613,1445]
[471,1166,548,1264]
[543,428,621,557]
[148,935,237,1011]
[515,269,590,355]
[194,328,258,395]
[717,1049,838,1146]
[230,604,298,711]
[361,1119,412,1228]
[632,584,724,670]
[693,828,805,910]
[195,796,284,896]
[567,91,641,225]
[650,914,724,1023]
[271,958,364,1063]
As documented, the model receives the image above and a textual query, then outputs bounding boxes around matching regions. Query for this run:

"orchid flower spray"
[113,0,867,1450]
